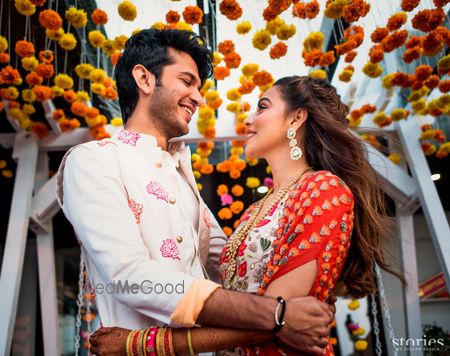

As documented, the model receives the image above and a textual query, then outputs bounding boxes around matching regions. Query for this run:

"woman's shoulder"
[299,170,353,197]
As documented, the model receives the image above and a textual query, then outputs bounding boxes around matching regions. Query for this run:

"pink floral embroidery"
[146,181,169,202]
[203,208,211,229]
[128,199,143,223]
[117,129,141,146]
[97,139,117,147]
[160,238,181,260]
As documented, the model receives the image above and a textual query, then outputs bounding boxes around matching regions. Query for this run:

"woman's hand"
[89,326,131,356]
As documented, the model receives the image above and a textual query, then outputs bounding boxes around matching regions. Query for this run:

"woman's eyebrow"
[258,97,272,105]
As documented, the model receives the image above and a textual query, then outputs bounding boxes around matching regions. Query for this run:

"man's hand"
[90,326,130,356]
[277,296,335,355]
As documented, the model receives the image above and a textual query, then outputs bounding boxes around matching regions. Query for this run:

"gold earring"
[287,127,303,160]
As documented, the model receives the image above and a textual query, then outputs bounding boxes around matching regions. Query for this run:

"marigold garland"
[66,7,88,28]
[412,8,445,33]
[401,0,420,11]
[387,12,408,31]
[292,0,320,19]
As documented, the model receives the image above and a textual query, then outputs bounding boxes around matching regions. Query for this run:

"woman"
[89,76,402,355]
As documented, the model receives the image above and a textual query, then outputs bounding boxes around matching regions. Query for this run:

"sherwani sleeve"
[59,144,219,327]
[205,210,227,283]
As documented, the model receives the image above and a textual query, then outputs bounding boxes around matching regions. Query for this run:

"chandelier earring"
[287,127,303,160]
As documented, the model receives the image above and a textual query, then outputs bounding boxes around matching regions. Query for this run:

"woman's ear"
[131,64,155,95]
[290,108,308,131]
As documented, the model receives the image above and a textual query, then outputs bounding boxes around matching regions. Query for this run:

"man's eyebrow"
[180,71,201,89]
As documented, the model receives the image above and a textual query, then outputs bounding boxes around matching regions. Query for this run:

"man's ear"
[131,64,155,95]
[290,108,308,131]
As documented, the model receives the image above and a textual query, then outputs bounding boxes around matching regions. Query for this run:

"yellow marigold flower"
[89,68,107,83]
[266,16,284,35]
[246,177,260,189]
[15,0,36,16]
[114,35,128,51]
[231,147,244,156]
[408,87,429,102]
[66,7,87,28]
[440,142,450,152]
[75,63,95,79]
[102,39,116,56]
[193,170,201,179]
[411,99,427,113]
[259,83,273,93]
[390,108,409,121]
[21,56,38,71]
[175,21,193,31]
[110,117,123,126]
[236,113,248,122]
[59,33,77,50]
[324,0,347,19]
[202,79,215,92]
[212,52,223,66]
[22,103,35,115]
[276,24,296,41]
[199,106,215,120]
[352,327,366,336]
[2,169,13,178]
[339,69,353,82]
[239,75,251,85]
[236,21,252,34]
[196,183,203,191]
[51,86,64,96]
[4,86,19,100]
[388,153,401,164]
[266,165,271,174]
[381,73,395,89]
[354,340,368,351]
[252,30,272,51]
[9,108,27,121]
[227,102,242,113]
[226,88,241,101]
[191,153,201,162]
[205,90,219,103]
[22,89,36,102]
[46,28,64,41]
[362,62,383,78]
[151,22,164,30]
[132,28,142,36]
[76,91,90,102]
[241,63,259,77]
[91,83,106,95]
[118,1,137,21]
[438,54,450,72]
[0,36,8,52]
[348,299,360,310]
[304,32,324,51]
[309,69,327,80]
[0,160,6,169]
[54,74,74,90]
[88,30,106,48]
[438,94,450,106]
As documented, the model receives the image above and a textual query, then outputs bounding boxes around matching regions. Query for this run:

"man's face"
[148,48,203,138]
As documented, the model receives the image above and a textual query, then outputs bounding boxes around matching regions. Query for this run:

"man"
[57,28,333,354]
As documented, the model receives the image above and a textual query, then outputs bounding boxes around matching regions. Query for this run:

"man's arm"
[204,209,227,283]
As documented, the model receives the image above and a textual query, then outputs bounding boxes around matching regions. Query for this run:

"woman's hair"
[274,75,405,298]
[115,29,213,122]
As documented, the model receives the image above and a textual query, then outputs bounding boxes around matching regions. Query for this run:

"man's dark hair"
[115,28,213,121]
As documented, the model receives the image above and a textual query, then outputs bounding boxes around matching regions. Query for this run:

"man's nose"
[191,88,203,107]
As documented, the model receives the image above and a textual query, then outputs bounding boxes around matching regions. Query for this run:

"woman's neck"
[266,156,311,194]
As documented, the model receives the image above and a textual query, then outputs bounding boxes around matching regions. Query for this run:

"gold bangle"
[156,327,166,356]
[187,328,195,355]
[167,328,174,356]
[128,330,137,356]
[126,331,133,356]
[138,329,146,356]
[141,328,150,356]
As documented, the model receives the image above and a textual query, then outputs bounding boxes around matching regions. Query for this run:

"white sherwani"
[56,129,227,329]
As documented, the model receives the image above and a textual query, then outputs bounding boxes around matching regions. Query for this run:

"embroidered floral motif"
[146,181,169,202]
[96,139,117,147]
[160,238,181,260]
[128,199,143,223]
[117,129,141,146]
[202,208,211,229]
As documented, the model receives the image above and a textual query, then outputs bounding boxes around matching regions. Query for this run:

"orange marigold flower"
[412,8,445,32]
[218,207,233,220]
[235,123,246,135]
[213,66,230,80]
[219,0,243,20]
[318,50,335,67]
[387,12,408,31]
[263,0,291,21]
[217,184,228,196]
[401,0,420,11]
[305,0,320,19]
[0,53,10,63]
[103,87,118,100]
[91,9,108,25]
[8,100,20,109]
[302,49,322,67]
[218,40,235,55]
[415,64,433,81]
[230,201,244,214]
[52,109,65,120]
[438,79,450,93]
[200,163,214,175]
[26,72,43,86]
[0,66,21,86]
[344,50,357,62]
[391,72,409,87]
[433,0,450,6]
[32,85,54,102]
[182,6,203,24]
[35,63,55,78]
[422,31,443,55]
[39,9,63,31]
[252,70,273,86]
[369,45,384,63]
[371,27,389,43]
[229,169,241,179]
[231,184,244,196]
[204,126,216,139]
[71,101,87,116]
[63,90,77,103]
[335,40,357,56]
[405,36,423,49]
[292,2,307,18]
[216,160,231,173]
[269,42,288,59]
[424,75,439,89]
[361,104,377,113]
[30,0,47,5]
[224,51,241,69]
[111,51,121,66]
[165,10,180,24]
[32,122,49,139]
[85,107,100,119]
[402,47,421,63]
[238,81,256,94]
[381,30,408,52]
[15,40,35,58]
[342,0,370,23]
[39,50,54,64]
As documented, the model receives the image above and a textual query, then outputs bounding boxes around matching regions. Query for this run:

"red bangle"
[163,327,170,355]
[132,330,140,355]
[146,327,158,356]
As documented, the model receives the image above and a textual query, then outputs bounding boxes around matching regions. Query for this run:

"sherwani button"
[169,198,176,204]
[176,236,183,243]
[155,162,162,168]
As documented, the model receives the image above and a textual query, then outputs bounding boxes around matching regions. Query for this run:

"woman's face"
[244,86,293,159]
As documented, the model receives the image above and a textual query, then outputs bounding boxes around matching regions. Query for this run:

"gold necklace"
[224,167,313,283]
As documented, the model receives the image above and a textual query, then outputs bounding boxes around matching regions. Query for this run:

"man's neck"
[125,116,169,150]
